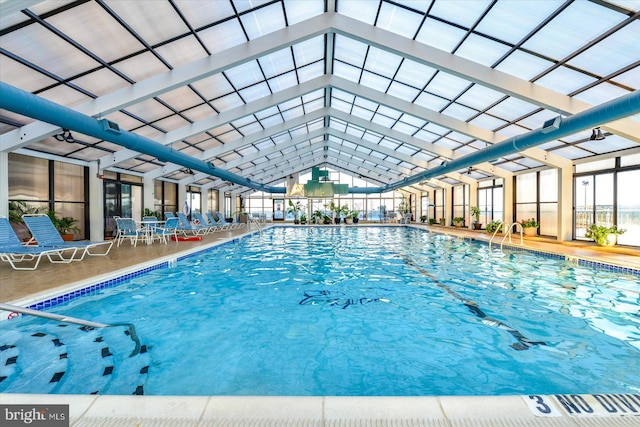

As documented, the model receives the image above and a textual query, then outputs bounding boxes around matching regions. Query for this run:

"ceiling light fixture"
[54,129,74,143]
[589,127,605,141]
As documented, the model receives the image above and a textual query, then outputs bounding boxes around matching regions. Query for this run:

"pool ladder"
[249,216,263,236]
[488,221,524,251]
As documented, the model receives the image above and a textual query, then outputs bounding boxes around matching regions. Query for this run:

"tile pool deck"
[1,223,639,426]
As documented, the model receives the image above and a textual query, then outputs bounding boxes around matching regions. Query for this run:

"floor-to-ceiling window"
[155,180,178,218]
[575,154,640,247]
[102,171,143,238]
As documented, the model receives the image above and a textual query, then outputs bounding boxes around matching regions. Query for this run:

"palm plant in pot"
[585,224,626,246]
[47,210,80,241]
[287,200,302,224]
[453,216,464,228]
[470,206,482,230]
[518,218,539,236]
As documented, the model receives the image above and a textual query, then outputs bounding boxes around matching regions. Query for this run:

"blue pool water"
[2,227,639,396]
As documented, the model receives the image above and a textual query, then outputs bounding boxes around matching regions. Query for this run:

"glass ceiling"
[0,0,638,194]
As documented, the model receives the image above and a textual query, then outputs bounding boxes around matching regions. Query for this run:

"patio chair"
[176,212,208,236]
[155,217,179,244]
[115,218,146,247]
[0,217,78,270]
[22,214,113,261]
[216,212,240,229]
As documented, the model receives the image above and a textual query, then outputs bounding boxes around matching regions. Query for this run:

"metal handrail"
[488,221,505,249]
[500,222,524,250]
[249,216,263,236]
[0,302,141,356]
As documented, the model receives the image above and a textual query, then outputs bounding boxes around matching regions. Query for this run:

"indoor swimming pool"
[1,226,639,396]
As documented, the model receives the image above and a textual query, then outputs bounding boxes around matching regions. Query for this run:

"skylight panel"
[371,113,397,129]
[364,47,403,78]
[495,50,554,81]
[414,92,450,111]
[176,0,236,28]
[416,18,466,52]
[226,60,264,89]
[573,82,630,105]
[297,62,325,83]
[260,49,295,78]
[379,138,399,150]
[337,0,378,24]
[612,66,640,90]
[441,103,477,121]
[487,97,538,121]
[425,72,471,100]
[396,144,419,156]
[284,0,324,24]
[454,145,476,156]
[236,121,264,136]
[159,36,210,67]
[387,82,421,101]
[360,71,392,92]
[438,138,461,150]
[568,22,640,76]
[549,145,592,160]
[522,1,625,61]
[377,2,424,39]
[394,61,437,88]
[292,36,325,65]
[278,97,302,111]
[198,19,248,55]
[268,71,299,92]
[342,140,357,150]
[328,119,348,133]
[107,1,188,45]
[333,62,362,83]
[577,135,636,154]
[157,87,205,112]
[475,1,563,44]
[239,82,271,103]
[496,124,530,138]
[455,34,512,67]
[257,114,284,129]
[240,2,285,39]
[534,66,598,95]
[430,0,492,28]
[469,114,508,131]
[306,119,324,132]
[254,140,274,151]
[281,105,305,120]
[125,98,175,122]
[351,106,375,121]
[154,115,191,132]
[424,122,450,136]
[391,121,419,136]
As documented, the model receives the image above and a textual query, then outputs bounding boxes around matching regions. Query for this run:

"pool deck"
[1,222,639,426]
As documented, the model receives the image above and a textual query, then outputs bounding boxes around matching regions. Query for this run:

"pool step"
[0,322,149,395]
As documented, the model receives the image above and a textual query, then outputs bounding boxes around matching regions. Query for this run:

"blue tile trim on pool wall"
[21,227,639,313]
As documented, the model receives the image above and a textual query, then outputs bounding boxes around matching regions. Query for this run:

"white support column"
[468,181,478,229]
[143,176,154,214]
[0,152,8,218]
[88,162,104,241]
[218,189,225,215]
[445,186,453,226]
[502,177,513,225]
[178,183,186,216]
[557,166,574,242]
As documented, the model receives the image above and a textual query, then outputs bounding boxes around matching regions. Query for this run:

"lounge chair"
[215,212,240,229]
[115,218,146,247]
[0,217,78,270]
[22,214,113,261]
[176,212,207,236]
[164,212,176,220]
[206,212,231,230]
[192,212,220,234]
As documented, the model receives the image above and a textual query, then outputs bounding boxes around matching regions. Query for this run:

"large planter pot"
[473,223,482,230]
[334,217,341,224]
[598,233,618,246]
[523,227,537,236]
[61,234,75,241]
[454,222,463,228]
[345,217,353,225]
[353,217,359,224]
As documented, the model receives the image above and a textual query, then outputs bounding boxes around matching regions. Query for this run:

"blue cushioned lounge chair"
[192,212,220,234]
[206,212,231,231]
[176,212,207,236]
[0,217,78,270]
[22,214,113,261]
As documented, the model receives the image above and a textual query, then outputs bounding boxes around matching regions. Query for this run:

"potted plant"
[340,205,352,224]
[287,200,302,224]
[518,218,539,236]
[328,201,342,224]
[439,217,446,225]
[428,218,437,225]
[470,206,482,230]
[312,210,323,224]
[585,224,626,246]
[47,210,80,241]
[453,217,464,228]
[486,220,503,234]
[350,210,360,224]
[322,214,332,225]
[300,214,307,225]
[8,200,42,241]
[420,215,427,223]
